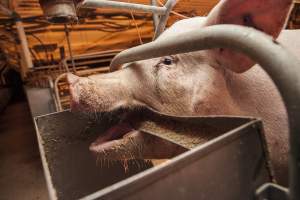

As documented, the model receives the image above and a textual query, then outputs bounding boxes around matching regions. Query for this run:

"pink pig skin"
[68,0,296,186]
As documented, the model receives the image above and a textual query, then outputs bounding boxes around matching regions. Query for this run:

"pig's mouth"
[86,107,148,159]
[81,107,188,160]
[89,121,135,153]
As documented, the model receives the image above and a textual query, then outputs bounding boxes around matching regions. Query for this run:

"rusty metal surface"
[34,108,272,200]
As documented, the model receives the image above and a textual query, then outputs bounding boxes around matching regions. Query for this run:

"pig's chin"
[87,105,159,159]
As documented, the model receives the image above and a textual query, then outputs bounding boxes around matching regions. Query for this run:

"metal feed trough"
[35,109,272,200]
[34,25,300,200]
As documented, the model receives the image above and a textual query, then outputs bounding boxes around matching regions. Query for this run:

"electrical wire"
[120,0,144,45]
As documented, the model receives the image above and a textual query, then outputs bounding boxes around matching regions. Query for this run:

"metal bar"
[109,25,300,200]
[15,19,34,78]
[47,75,60,112]
[64,24,76,73]
[62,59,70,72]
[80,0,167,14]
[153,0,178,39]
[54,73,67,111]
[150,0,159,30]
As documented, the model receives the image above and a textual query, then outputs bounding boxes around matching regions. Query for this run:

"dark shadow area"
[0,75,49,199]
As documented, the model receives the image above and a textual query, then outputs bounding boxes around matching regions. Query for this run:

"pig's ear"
[66,73,80,85]
[203,0,293,73]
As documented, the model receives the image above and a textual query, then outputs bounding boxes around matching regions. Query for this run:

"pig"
[67,0,298,186]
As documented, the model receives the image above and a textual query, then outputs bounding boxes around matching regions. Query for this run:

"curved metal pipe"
[54,73,67,111]
[80,0,167,14]
[110,25,300,199]
[46,75,59,112]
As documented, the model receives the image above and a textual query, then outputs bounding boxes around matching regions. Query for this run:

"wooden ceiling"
[0,0,219,69]
[0,0,298,73]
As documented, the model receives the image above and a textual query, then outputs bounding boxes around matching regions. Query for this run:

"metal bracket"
[256,183,289,200]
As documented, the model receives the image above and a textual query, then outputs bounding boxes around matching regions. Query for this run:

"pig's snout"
[67,73,81,110]
[66,72,136,114]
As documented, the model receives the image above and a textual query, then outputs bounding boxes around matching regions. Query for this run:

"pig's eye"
[162,57,174,65]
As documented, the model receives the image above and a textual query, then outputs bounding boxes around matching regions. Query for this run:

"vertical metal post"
[150,0,159,31]
[15,19,33,78]
[64,24,76,72]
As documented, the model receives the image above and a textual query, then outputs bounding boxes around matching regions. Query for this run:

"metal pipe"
[79,0,177,40]
[54,73,67,111]
[80,0,167,14]
[46,75,59,112]
[61,59,70,72]
[64,24,76,72]
[153,0,178,39]
[15,19,34,78]
[150,0,159,30]
[110,25,300,199]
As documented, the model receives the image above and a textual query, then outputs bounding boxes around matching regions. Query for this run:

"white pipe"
[15,19,33,78]
[81,0,166,14]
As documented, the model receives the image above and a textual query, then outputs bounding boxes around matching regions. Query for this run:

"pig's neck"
[224,65,286,119]
[225,65,289,182]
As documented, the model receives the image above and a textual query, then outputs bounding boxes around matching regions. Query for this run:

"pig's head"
[68,0,293,160]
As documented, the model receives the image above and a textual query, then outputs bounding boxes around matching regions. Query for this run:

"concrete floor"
[0,98,49,200]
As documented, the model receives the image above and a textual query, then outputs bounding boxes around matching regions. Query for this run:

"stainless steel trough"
[34,108,273,200]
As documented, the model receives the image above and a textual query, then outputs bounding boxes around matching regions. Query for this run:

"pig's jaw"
[89,122,135,155]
